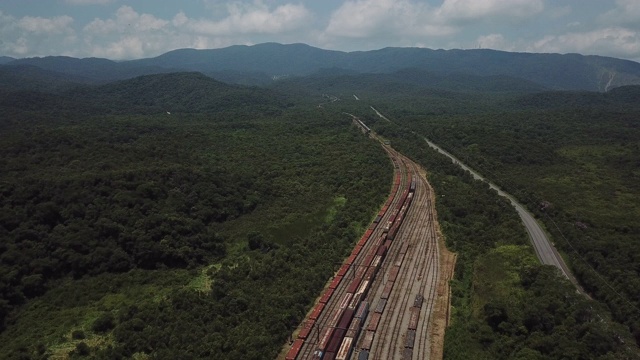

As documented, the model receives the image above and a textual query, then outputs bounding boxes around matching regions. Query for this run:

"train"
[285,161,416,360]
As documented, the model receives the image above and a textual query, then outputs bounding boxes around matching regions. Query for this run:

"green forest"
[2,66,640,360]
[0,75,391,359]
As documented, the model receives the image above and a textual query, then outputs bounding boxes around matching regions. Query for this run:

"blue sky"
[1,0,639,62]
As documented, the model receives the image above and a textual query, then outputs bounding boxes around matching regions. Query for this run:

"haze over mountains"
[3,43,640,92]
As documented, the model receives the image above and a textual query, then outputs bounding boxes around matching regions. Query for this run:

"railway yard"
[282,118,455,360]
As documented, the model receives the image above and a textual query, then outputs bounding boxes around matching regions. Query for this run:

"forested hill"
[6,43,640,91]
[1,72,286,115]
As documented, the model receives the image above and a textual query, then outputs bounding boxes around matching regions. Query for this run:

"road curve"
[370,107,580,287]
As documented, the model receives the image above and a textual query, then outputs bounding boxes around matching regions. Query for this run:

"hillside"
[7,43,640,91]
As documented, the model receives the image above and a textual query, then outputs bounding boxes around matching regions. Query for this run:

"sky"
[1,0,639,62]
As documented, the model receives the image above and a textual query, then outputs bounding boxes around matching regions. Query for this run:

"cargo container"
[408,307,420,330]
[286,338,304,360]
[310,303,326,321]
[405,329,416,349]
[336,336,354,360]
[367,312,382,332]
[320,287,335,304]
[361,331,375,350]
[375,299,387,314]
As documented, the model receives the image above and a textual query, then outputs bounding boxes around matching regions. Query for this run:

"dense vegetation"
[0,74,390,359]
[364,122,636,359]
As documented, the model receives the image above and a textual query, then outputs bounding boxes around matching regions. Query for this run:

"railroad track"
[295,137,409,360]
[370,158,437,359]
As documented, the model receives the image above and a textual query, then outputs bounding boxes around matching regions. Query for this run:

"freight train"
[285,166,417,360]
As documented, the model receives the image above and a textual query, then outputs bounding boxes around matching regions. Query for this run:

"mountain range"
[3,43,640,91]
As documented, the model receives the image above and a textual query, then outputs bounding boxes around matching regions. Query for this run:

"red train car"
[329,275,343,290]
[367,312,382,332]
[388,265,400,283]
[320,287,335,304]
[381,282,394,300]
[285,338,304,360]
[408,307,420,330]
[310,302,326,321]
[361,331,375,350]
[298,319,315,340]
[337,264,349,277]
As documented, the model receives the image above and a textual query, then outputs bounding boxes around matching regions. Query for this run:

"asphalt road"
[421,137,577,282]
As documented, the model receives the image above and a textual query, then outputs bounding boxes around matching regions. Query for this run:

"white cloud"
[186,2,311,35]
[435,0,544,23]
[324,0,455,39]
[528,27,640,60]
[64,0,116,5]
[599,0,640,28]
[18,15,74,34]
[477,33,513,51]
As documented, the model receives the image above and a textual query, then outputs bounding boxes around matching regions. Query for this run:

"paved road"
[370,107,580,287]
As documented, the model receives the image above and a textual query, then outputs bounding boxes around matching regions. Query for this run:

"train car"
[358,350,370,360]
[355,280,370,298]
[323,351,337,360]
[346,317,362,338]
[373,215,382,223]
[409,177,416,192]
[370,254,382,268]
[355,301,369,319]
[310,302,326,321]
[383,239,392,251]
[376,244,388,257]
[405,329,416,349]
[388,265,400,283]
[329,276,343,290]
[400,243,410,255]
[298,319,315,340]
[401,348,413,360]
[327,328,346,354]
[394,252,406,267]
[362,254,374,268]
[408,307,420,330]
[320,288,335,304]
[348,293,363,311]
[317,326,335,354]
[360,331,375,351]
[364,267,377,282]
[345,254,357,266]
[387,223,400,241]
[414,294,424,308]
[352,245,363,257]
[380,282,394,300]
[337,264,349,277]
[346,275,362,295]
[285,338,304,360]
[338,293,353,310]
[336,336,354,360]
[367,312,382,332]
[375,299,387,314]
